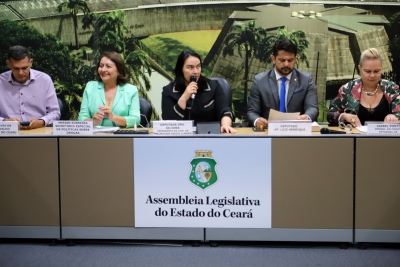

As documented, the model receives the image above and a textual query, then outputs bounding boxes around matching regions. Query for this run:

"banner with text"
[134,138,272,228]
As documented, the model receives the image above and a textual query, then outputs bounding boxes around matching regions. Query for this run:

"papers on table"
[268,109,300,121]
[94,126,120,133]
[311,122,321,132]
[356,126,368,133]
[268,109,322,132]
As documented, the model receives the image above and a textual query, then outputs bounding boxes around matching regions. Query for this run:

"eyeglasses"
[339,121,353,131]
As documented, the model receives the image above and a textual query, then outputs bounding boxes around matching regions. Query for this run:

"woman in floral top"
[328,48,400,126]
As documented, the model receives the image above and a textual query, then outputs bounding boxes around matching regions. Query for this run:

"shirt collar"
[7,69,35,85]
[274,68,292,82]
[98,81,122,91]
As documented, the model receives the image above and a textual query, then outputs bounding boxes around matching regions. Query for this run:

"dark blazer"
[247,68,318,125]
[161,79,232,123]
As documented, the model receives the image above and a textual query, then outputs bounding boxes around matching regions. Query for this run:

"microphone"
[115,115,149,134]
[190,76,197,99]
[320,128,346,134]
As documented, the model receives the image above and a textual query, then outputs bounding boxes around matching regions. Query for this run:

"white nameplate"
[53,121,93,135]
[367,123,400,135]
[268,120,312,135]
[153,121,194,135]
[0,121,18,136]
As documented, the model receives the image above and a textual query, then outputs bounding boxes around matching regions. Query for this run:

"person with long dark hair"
[161,50,236,133]
[78,51,140,127]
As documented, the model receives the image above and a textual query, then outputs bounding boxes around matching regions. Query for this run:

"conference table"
[0,127,399,244]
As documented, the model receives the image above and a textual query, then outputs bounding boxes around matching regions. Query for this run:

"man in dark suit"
[247,38,318,129]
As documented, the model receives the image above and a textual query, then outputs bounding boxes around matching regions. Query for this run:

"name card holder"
[0,121,18,136]
[366,121,400,135]
[53,121,93,135]
[268,120,312,135]
[153,121,194,135]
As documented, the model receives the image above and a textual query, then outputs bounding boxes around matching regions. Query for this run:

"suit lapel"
[112,85,123,110]
[98,82,106,105]
[286,70,298,107]
[347,84,361,113]
[268,71,280,109]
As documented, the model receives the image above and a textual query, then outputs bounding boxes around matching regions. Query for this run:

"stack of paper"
[356,126,368,133]
[94,126,120,133]
[312,122,321,132]
[268,109,320,131]
[268,109,300,121]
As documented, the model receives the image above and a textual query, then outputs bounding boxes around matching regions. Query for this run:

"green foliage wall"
[0,19,92,120]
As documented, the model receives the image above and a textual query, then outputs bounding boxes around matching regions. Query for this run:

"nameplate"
[268,120,312,135]
[367,122,400,135]
[53,121,93,135]
[153,121,194,135]
[0,121,18,136]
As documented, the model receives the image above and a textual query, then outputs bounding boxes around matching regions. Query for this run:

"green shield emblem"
[189,150,218,190]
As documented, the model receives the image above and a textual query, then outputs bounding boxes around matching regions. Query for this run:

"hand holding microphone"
[190,76,197,99]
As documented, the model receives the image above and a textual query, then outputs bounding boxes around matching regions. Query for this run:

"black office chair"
[209,77,232,107]
[139,97,152,127]
[209,77,247,127]
[57,96,67,120]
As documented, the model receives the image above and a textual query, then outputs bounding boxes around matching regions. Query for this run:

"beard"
[276,66,293,76]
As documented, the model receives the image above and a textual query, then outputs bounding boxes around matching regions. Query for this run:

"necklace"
[362,83,379,96]
[362,91,378,113]
[106,99,113,107]
[105,87,117,107]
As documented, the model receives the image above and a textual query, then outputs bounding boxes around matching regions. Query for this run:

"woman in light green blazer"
[78,51,140,128]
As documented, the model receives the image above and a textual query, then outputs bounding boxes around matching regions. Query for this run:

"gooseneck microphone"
[320,128,346,134]
[190,76,197,99]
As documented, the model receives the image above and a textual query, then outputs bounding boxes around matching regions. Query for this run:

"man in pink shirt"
[0,45,60,130]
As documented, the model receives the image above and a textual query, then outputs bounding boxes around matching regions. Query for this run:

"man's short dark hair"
[8,45,31,61]
[272,39,297,57]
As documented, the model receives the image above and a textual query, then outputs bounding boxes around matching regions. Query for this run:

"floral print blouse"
[327,78,400,125]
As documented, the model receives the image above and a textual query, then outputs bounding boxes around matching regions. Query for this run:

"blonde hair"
[359,48,382,67]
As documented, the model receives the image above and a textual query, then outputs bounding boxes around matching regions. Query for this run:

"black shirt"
[358,95,390,125]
